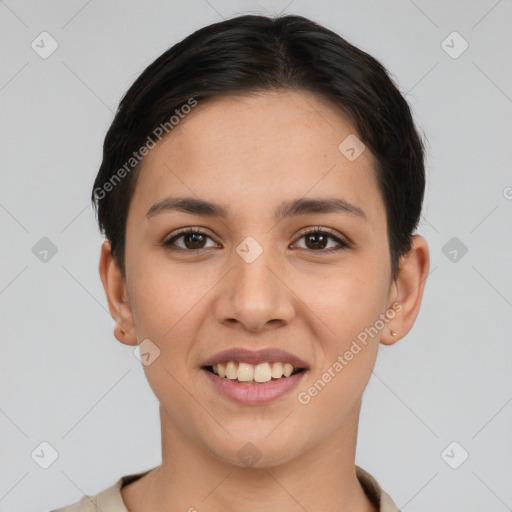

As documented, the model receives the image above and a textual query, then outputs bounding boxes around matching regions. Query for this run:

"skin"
[99,90,429,512]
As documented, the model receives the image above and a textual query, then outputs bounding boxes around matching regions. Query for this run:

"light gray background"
[1,1,511,511]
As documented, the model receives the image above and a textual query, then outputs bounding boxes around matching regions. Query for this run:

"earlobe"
[98,240,138,346]
[381,235,430,346]
[113,323,133,345]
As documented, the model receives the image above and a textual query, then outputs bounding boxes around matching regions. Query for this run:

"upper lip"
[201,348,309,369]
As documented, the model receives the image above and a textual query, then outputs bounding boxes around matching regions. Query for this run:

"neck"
[122,402,376,512]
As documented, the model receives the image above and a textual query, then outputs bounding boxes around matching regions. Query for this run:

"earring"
[390,329,397,337]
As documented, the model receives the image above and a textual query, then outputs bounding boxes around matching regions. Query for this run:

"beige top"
[51,465,400,511]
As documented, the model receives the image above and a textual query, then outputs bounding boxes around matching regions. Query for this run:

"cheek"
[292,256,389,409]
[293,277,386,435]
[127,263,205,420]
[129,259,208,340]
[297,259,390,345]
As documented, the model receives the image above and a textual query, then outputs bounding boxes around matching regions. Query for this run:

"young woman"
[53,13,429,512]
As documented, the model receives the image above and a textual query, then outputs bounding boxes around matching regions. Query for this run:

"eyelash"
[162,226,350,254]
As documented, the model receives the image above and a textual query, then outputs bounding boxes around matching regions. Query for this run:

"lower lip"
[202,368,308,405]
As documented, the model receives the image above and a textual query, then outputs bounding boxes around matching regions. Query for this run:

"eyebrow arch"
[146,196,366,221]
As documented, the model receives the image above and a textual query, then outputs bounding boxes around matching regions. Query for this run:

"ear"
[381,235,430,346]
[98,240,138,346]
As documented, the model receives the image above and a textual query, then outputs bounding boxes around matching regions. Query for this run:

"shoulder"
[356,465,401,512]
[50,494,97,512]
[49,467,157,512]
[49,477,125,512]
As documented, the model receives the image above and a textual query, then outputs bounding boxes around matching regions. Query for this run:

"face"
[117,90,399,467]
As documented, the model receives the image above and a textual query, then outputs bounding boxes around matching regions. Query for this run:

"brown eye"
[294,227,349,253]
[163,228,217,251]
[304,232,329,250]
[182,232,207,249]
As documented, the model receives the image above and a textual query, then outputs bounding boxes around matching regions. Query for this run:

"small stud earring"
[390,329,397,337]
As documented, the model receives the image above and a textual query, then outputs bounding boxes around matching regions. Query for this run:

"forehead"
[161,90,360,165]
[129,90,384,224]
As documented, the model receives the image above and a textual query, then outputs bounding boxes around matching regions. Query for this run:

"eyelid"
[295,225,349,242]
[162,225,351,252]
[292,226,351,250]
[161,227,218,251]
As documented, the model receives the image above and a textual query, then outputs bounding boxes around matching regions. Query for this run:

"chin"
[206,430,308,469]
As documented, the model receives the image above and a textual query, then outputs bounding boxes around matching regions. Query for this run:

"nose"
[214,247,296,333]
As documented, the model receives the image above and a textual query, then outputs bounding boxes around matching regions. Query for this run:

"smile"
[202,363,308,404]
[206,361,303,383]
[201,347,309,404]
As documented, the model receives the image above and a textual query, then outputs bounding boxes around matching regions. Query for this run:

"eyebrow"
[146,196,366,221]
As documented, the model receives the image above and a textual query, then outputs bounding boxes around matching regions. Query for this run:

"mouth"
[202,361,306,384]
[200,347,309,403]
[200,348,309,404]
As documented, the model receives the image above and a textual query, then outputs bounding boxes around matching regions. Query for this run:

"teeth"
[225,361,238,380]
[283,363,294,377]
[210,361,301,383]
[217,363,226,378]
[254,362,271,383]
[271,362,283,378]
[237,363,253,382]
